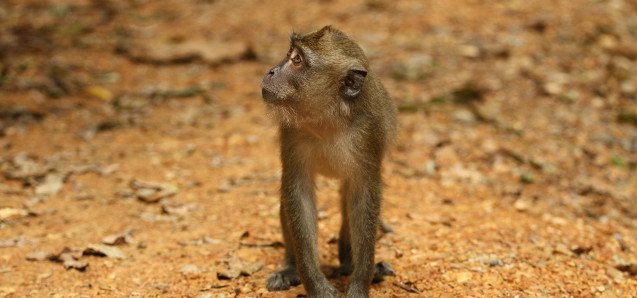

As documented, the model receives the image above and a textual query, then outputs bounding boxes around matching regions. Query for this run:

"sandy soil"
[1,0,636,296]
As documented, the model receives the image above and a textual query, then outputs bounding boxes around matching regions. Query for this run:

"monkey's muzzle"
[261,88,284,104]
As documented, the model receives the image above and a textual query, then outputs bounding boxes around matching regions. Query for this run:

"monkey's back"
[356,73,398,154]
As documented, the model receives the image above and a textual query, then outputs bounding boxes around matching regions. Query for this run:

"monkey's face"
[260,26,369,127]
[260,46,309,105]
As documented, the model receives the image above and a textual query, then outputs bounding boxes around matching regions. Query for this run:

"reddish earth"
[1,0,636,297]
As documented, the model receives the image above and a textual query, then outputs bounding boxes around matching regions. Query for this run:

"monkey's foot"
[330,264,353,278]
[314,284,340,298]
[266,268,301,291]
[331,261,394,282]
[372,261,395,283]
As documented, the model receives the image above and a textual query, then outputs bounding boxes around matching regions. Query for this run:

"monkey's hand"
[372,261,395,283]
[266,267,301,291]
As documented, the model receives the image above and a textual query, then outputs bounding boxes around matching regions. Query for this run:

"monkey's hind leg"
[344,176,382,297]
[332,180,354,278]
[332,180,395,282]
[266,204,301,291]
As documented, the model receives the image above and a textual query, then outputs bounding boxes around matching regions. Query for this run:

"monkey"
[260,26,397,298]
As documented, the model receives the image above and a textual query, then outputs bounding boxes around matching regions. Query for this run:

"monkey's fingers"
[266,268,301,291]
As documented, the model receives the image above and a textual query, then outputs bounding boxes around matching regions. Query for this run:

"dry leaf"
[102,229,135,246]
[179,264,202,274]
[161,203,197,216]
[59,252,88,270]
[179,236,223,246]
[514,197,533,211]
[27,247,88,271]
[34,173,65,196]
[0,208,29,221]
[130,180,178,203]
[453,271,473,283]
[0,236,24,247]
[216,255,263,280]
[26,250,55,261]
[616,263,637,276]
[393,281,420,293]
[84,85,114,101]
[84,244,127,259]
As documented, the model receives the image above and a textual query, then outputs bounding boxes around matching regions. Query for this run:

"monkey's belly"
[315,162,342,178]
[312,151,354,179]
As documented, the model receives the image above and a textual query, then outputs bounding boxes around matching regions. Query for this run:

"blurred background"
[1,0,636,296]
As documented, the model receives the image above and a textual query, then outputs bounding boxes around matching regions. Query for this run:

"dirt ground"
[1,0,637,297]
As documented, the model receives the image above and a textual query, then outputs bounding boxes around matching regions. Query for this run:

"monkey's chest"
[307,139,356,179]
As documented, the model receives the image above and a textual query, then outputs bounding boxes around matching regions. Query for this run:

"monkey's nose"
[268,66,279,76]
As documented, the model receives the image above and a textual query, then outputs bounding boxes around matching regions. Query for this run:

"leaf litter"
[216,255,264,280]
[2,0,637,296]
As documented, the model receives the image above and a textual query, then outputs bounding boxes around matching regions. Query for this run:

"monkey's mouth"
[261,88,285,105]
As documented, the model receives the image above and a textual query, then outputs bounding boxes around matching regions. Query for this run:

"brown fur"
[261,26,397,298]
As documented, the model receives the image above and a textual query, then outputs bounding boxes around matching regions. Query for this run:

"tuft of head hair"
[290,26,368,66]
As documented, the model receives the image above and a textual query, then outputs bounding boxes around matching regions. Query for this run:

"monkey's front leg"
[279,169,339,297]
[266,203,301,291]
[345,176,382,298]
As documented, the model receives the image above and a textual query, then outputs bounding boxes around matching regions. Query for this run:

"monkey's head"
[261,26,369,127]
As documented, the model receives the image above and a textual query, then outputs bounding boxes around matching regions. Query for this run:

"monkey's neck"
[301,123,341,141]
[302,125,322,140]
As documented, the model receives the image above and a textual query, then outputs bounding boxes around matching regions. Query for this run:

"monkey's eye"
[292,54,302,64]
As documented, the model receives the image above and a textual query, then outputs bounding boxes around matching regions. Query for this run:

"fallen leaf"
[0,207,29,221]
[102,229,135,246]
[393,281,420,293]
[616,263,637,276]
[26,250,55,261]
[139,212,179,222]
[179,236,223,246]
[239,241,283,248]
[453,271,473,283]
[0,236,24,247]
[571,244,592,255]
[216,268,241,280]
[553,244,573,256]
[37,271,53,279]
[179,264,202,274]
[59,252,88,270]
[0,287,16,295]
[0,183,24,195]
[84,244,127,259]
[161,203,197,216]
[27,247,88,271]
[84,85,114,101]
[520,173,535,183]
[98,164,119,176]
[34,172,65,196]
[216,255,263,280]
[129,180,178,203]
[200,284,228,291]
[4,152,49,180]
[514,197,533,211]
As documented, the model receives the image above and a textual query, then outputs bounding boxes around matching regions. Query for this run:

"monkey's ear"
[341,68,367,98]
